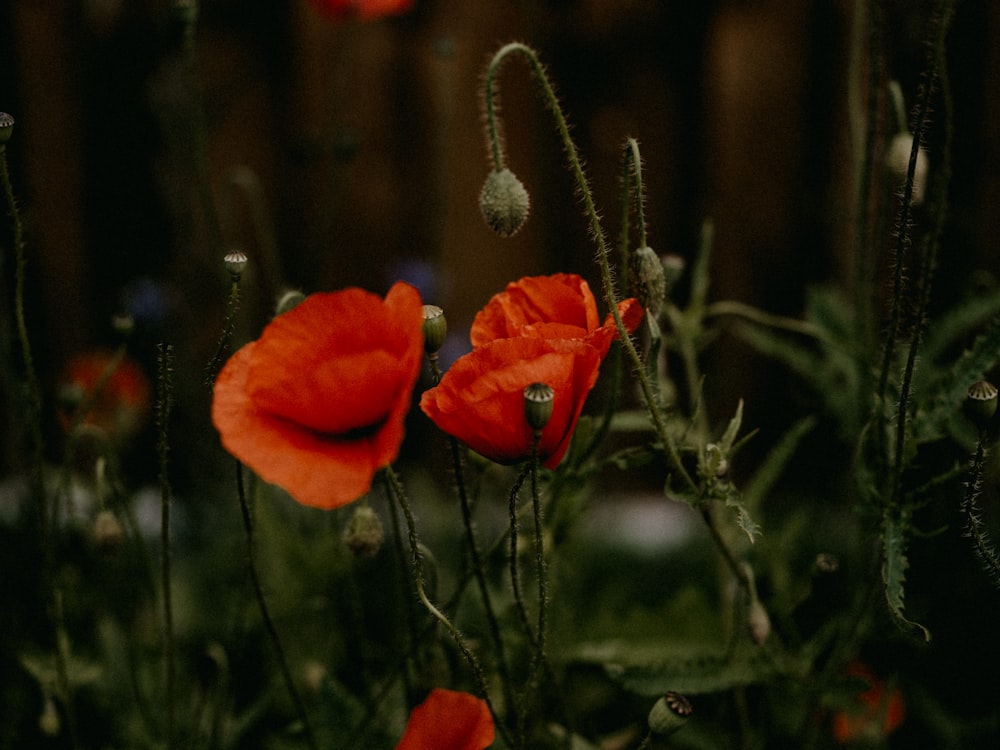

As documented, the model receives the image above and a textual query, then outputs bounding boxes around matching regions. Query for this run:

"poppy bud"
[224,249,248,279]
[422,305,447,354]
[342,504,384,559]
[93,509,125,554]
[523,382,554,432]
[648,691,692,736]
[965,380,998,430]
[0,112,13,145]
[479,168,530,237]
[275,289,306,316]
[38,696,60,737]
[747,597,771,645]
[661,253,685,290]
[630,245,666,318]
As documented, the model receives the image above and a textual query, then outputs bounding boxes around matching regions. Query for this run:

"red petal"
[396,689,494,750]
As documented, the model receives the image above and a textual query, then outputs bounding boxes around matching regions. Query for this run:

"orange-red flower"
[308,0,415,22]
[471,273,643,356]
[211,283,424,510]
[832,662,905,744]
[396,689,494,750]
[421,274,642,469]
[57,350,151,442]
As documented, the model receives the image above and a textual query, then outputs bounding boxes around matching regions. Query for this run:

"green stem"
[622,138,648,250]
[235,462,318,750]
[508,464,535,647]
[482,42,695,494]
[528,433,548,690]
[383,466,514,749]
[206,278,241,386]
[156,344,176,750]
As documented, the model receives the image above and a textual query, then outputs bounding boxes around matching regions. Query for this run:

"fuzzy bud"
[886,132,929,205]
[342,505,384,559]
[965,380,998,430]
[0,112,13,145]
[747,598,771,645]
[630,245,667,318]
[479,168,530,237]
[422,305,447,354]
[648,691,692,736]
[275,289,306,316]
[524,382,555,432]
[224,249,248,279]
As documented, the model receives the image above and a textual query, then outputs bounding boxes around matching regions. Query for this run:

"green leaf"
[718,399,744,455]
[742,415,818,514]
[881,510,931,641]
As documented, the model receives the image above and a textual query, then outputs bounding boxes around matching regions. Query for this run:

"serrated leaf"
[725,495,762,542]
[881,510,931,641]
[718,399,744,454]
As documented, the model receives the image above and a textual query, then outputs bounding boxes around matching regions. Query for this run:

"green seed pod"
[630,245,666,318]
[422,305,447,354]
[479,168,530,237]
[0,113,13,144]
[648,691,693,736]
[224,249,248,279]
[965,380,998,430]
[524,382,555,432]
[275,290,306,316]
[342,505,384,559]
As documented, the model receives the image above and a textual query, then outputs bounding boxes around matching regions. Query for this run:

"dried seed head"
[479,168,530,237]
[224,249,248,279]
[422,305,447,354]
[524,382,555,432]
[965,380,998,430]
[0,113,14,144]
[648,691,693,735]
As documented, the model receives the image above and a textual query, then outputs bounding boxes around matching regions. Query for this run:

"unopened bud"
[886,132,929,205]
[224,249,248,279]
[342,505,384,559]
[422,305,447,354]
[479,168,530,237]
[0,113,14,144]
[38,696,60,737]
[648,691,692,735]
[631,245,666,318]
[965,380,998,430]
[661,254,686,290]
[747,597,771,645]
[275,289,306,316]
[523,382,554,432]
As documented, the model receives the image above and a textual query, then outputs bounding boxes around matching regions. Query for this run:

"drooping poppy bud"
[630,245,666,318]
[479,168,530,237]
[342,504,384,559]
[275,290,306,316]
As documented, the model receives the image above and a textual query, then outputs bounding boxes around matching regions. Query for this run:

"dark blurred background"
[0,0,998,478]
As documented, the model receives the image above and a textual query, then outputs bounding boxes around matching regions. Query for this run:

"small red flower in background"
[421,274,642,469]
[211,283,424,510]
[832,662,905,744]
[395,689,494,750]
[58,350,151,442]
[308,0,415,22]
[471,272,643,356]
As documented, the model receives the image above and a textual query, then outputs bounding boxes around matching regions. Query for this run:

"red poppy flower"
[57,350,151,441]
[470,273,644,356]
[832,662,905,744]
[211,283,424,510]
[308,0,415,22]
[420,336,604,469]
[396,689,494,750]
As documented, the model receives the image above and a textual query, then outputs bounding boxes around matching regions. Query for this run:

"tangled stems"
[383,466,515,749]
[483,43,695,496]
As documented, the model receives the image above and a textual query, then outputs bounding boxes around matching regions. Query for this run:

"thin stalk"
[205,278,241,386]
[235,462,318,750]
[482,42,695,494]
[528,433,548,692]
[156,344,176,750]
[383,466,515,749]
[508,464,535,647]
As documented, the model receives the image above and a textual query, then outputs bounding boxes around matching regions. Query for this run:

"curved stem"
[482,42,695,494]
[156,344,176,750]
[384,466,515,749]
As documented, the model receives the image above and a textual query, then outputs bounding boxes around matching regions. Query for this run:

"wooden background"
[1,0,998,476]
